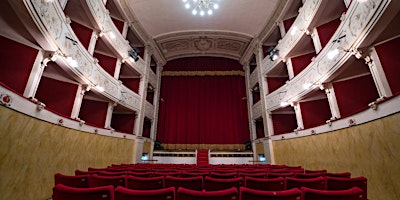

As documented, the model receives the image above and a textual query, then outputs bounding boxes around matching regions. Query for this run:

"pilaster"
[277,20,286,38]
[263,139,273,164]
[150,65,163,140]
[324,83,341,120]
[23,51,52,98]
[286,58,295,80]
[104,102,116,129]
[367,47,392,98]
[293,102,304,130]
[113,58,123,79]
[88,31,99,55]
[309,27,322,54]
[70,84,89,119]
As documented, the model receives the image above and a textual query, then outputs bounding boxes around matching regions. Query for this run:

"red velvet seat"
[209,172,238,179]
[75,169,99,176]
[245,177,285,191]
[127,171,153,177]
[305,169,327,174]
[324,172,351,178]
[177,187,238,200]
[180,171,209,178]
[114,186,175,200]
[295,172,325,179]
[240,187,302,200]
[302,186,364,200]
[89,175,126,188]
[326,176,367,200]
[54,173,90,188]
[53,184,114,200]
[285,176,326,190]
[267,172,295,178]
[126,176,164,190]
[165,175,203,191]
[238,172,266,178]
[204,176,243,191]
[98,171,127,176]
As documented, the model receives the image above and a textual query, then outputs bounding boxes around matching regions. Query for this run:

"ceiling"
[123,0,285,62]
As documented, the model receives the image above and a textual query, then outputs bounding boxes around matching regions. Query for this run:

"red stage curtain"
[157,57,250,145]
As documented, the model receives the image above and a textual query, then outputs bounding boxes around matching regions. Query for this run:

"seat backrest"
[53,184,114,200]
[180,171,209,178]
[114,186,175,200]
[177,187,238,200]
[98,171,126,176]
[245,177,285,191]
[295,173,325,179]
[209,172,238,179]
[204,176,243,191]
[75,169,99,176]
[127,171,153,177]
[302,186,364,200]
[326,177,367,200]
[54,173,90,188]
[324,172,351,178]
[267,172,295,178]
[240,187,302,200]
[89,175,126,188]
[285,176,326,190]
[165,175,203,191]
[238,172,266,178]
[126,176,164,190]
[304,169,327,174]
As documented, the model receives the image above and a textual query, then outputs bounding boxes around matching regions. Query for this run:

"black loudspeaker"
[245,141,252,150]
[154,140,164,150]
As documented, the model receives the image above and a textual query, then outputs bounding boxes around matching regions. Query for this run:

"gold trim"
[162,70,245,77]
[162,144,246,151]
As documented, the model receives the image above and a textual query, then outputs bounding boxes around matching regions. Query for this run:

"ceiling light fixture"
[183,0,219,16]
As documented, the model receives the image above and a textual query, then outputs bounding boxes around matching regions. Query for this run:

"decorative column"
[70,84,90,119]
[133,46,151,136]
[23,51,53,98]
[121,22,129,38]
[243,63,256,141]
[88,31,100,55]
[323,83,341,120]
[104,102,116,129]
[277,21,286,37]
[113,59,123,79]
[293,102,304,130]
[285,58,295,80]
[309,28,322,54]
[366,47,392,98]
[150,64,164,140]
[343,0,352,8]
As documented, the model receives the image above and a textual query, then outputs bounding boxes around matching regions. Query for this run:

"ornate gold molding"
[162,70,245,77]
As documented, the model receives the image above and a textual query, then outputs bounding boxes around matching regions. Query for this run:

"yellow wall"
[0,106,136,200]
[254,142,264,158]
[273,112,400,200]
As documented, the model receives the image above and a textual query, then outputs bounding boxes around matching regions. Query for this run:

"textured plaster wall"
[0,106,135,199]
[273,112,400,200]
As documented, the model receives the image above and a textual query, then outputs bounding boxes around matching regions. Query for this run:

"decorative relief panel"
[86,0,145,74]
[155,31,252,61]
[265,0,388,111]
[29,0,141,113]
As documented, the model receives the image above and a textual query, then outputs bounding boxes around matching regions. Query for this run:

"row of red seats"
[76,169,351,179]
[53,184,365,200]
[54,173,367,199]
